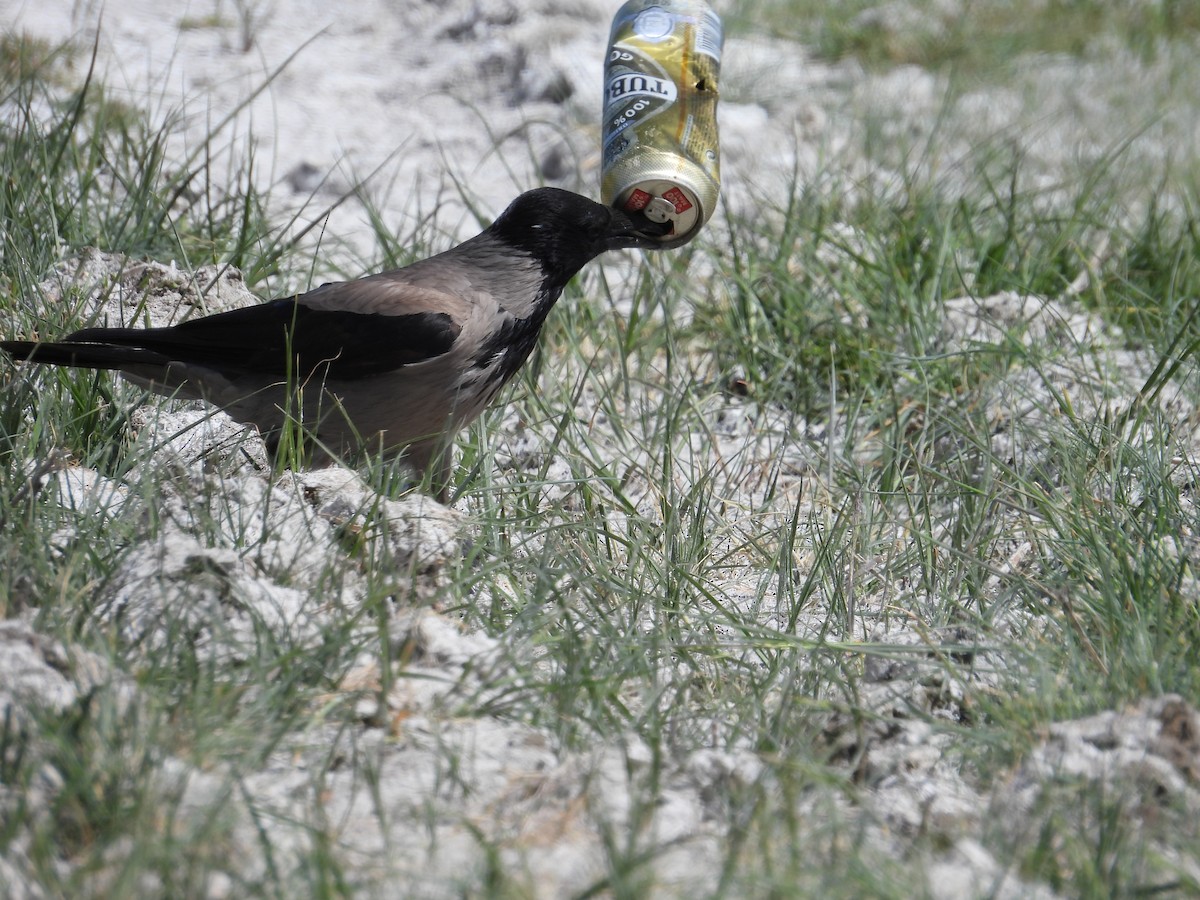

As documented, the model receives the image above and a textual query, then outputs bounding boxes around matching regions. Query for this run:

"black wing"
[60,299,461,380]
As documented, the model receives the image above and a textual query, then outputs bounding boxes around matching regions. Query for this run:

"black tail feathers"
[1,339,173,371]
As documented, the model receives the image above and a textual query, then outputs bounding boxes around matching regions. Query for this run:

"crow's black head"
[488,188,669,283]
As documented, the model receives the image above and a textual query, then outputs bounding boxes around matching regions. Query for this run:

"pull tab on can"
[600,0,723,249]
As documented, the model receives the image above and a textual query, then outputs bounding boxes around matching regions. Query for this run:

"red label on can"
[624,189,652,211]
[663,187,693,213]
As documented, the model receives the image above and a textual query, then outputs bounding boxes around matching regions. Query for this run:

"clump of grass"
[731,0,1200,70]
[0,37,269,286]
[0,33,66,84]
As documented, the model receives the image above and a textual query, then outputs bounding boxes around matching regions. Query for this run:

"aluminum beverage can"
[601,0,723,248]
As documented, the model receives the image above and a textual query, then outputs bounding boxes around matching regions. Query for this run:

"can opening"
[644,197,676,223]
[613,180,702,244]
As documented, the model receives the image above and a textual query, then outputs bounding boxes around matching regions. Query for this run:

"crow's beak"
[605,205,674,250]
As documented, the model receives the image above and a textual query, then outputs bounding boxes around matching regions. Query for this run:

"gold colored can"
[601,0,723,248]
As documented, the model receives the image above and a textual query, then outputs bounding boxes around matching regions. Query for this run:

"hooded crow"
[1,188,669,499]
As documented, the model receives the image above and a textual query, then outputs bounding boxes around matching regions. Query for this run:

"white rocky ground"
[3,0,1200,895]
